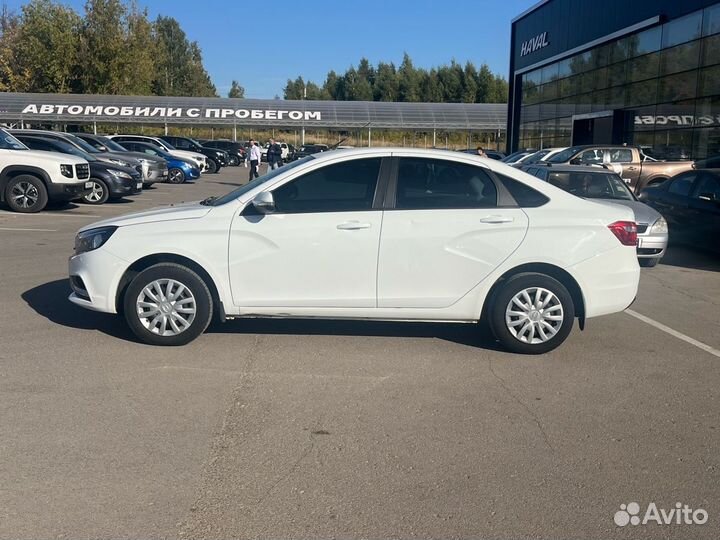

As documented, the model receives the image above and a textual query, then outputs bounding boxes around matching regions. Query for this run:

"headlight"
[137,158,151,165]
[108,169,132,179]
[60,164,74,178]
[107,158,130,167]
[74,226,118,255]
[650,217,668,234]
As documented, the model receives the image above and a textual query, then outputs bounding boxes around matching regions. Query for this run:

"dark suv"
[160,136,228,173]
[198,139,246,166]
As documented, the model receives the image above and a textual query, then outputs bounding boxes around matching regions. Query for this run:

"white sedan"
[68,148,640,354]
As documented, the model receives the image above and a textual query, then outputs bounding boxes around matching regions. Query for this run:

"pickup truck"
[0,128,91,213]
[545,144,693,193]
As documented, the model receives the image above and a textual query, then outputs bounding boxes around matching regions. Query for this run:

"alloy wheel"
[136,278,196,336]
[10,181,39,209]
[168,169,184,183]
[505,287,564,344]
[86,181,104,203]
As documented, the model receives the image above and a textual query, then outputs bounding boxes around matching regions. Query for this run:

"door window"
[609,148,633,163]
[173,139,191,149]
[395,158,497,209]
[667,173,697,196]
[272,157,381,213]
[577,149,605,164]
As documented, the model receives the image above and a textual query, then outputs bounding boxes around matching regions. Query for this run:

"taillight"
[608,220,638,246]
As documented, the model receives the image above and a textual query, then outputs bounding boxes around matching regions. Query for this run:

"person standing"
[267,138,283,170]
[248,140,261,180]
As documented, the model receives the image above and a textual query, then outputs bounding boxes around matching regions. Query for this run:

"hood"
[79,200,211,232]
[107,150,166,166]
[96,152,141,167]
[587,198,662,225]
[171,149,205,162]
[15,149,87,165]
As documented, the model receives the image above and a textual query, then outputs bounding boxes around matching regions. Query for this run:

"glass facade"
[517,3,720,160]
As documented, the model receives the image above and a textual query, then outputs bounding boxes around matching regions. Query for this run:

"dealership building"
[507,0,720,160]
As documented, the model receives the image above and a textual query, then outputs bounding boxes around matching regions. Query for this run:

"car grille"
[637,224,648,234]
[75,163,90,179]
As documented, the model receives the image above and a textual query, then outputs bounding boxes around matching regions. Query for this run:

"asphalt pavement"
[0,163,718,539]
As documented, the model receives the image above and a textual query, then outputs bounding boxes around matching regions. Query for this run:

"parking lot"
[1,164,719,539]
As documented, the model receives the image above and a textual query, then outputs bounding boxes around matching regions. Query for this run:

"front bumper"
[144,167,168,184]
[637,232,668,259]
[68,248,129,314]
[47,182,92,201]
[108,175,143,197]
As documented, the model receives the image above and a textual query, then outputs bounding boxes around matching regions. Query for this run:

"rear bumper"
[47,182,92,201]
[637,232,668,259]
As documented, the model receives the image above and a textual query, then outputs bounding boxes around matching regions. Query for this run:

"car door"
[686,172,720,249]
[652,172,695,232]
[228,156,387,308]
[607,148,640,186]
[377,156,529,309]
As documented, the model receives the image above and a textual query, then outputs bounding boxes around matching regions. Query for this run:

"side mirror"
[251,191,275,213]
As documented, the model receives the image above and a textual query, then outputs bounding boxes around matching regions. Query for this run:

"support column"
[432,129,436,148]
[93,121,97,135]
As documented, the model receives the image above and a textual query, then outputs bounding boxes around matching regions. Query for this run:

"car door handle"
[479,216,514,224]
[626,166,637,171]
[336,221,372,230]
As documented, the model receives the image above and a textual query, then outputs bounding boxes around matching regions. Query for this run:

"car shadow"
[23,279,504,351]
[659,245,720,272]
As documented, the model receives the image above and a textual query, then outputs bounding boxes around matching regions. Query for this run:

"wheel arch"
[481,262,586,329]
[115,253,226,321]
[0,166,51,201]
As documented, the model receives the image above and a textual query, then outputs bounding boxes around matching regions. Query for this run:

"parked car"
[16,135,143,205]
[502,150,535,164]
[68,148,640,354]
[458,148,506,160]
[513,147,567,167]
[260,141,291,162]
[638,169,720,254]
[523,164,668,267]
[0,128,91,213]
[9,129,142,172]
[74,133,168,186]
[114,141,201,184]
[198,139,246,166]
[159,135,227,173]
[545,145,694,194]
[108,135,207,172]
[291,143,329,160]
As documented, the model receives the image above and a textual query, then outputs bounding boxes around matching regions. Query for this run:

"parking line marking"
[0,227,57,232]
[0,211,102,218]
[626,309,720,359]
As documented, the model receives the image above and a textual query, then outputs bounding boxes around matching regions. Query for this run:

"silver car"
[522,164,668,267]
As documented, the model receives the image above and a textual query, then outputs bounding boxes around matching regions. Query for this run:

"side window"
[395,158,497,209]
[174,139,190,149]
[667,173,696,196]
[609,148,633,163]
[694,173,720,200]
[272,157,381,214]
[497,173,549,207]
[578,149,605,164]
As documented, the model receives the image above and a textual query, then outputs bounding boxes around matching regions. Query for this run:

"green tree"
[398,52,420,102]
[184,41,216,96]
[373,62,398,101]
[120,3,155,95]
[462,61,478,103]
[0,6,28,92]
[79,0,127,94]
[228,80,245,98]
[15,0,81,93]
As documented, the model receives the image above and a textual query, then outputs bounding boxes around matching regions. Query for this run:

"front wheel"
[5,175,48,213]
[167,168,185,184]
[206,159,218,174]
[489,273,575,355]
[123,263,213,346]
[228,155,239,166]
[82,178,109,205]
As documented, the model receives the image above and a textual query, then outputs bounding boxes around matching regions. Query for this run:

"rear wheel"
[207,159,218,174]
[489,273,575,355]
[228,155,239,166]
[167,168,185,184]
[82,178,109,205]
[123,263,213,346]
[5,175,48,213]
[639,257,659,267]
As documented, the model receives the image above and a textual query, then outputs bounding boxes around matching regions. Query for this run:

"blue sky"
[5,0,536,98]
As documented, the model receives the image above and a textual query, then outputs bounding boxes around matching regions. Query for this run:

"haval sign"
[520,32,549,56]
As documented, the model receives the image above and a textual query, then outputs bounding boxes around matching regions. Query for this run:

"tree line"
[284,53,508,103]
[0,0,217,97]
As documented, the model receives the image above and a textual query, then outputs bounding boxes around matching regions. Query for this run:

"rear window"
[496,173,549,207]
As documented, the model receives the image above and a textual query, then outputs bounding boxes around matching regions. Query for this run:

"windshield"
[187,137,202,147]
[159,139,177,150]
[67,135,102,154]
[209,156,313,206]
[521,150,550,164]
[547,146,582,163]
[547,171,634,201]
[0,130,27,150]
[97,136,129,152]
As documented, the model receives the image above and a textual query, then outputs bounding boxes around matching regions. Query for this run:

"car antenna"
[328,122,372,150]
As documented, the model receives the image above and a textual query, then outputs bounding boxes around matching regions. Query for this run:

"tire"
[123,263,213,346]
[639,257,659,267]
[4,174,48,213]
[207,159,218,174]
[228,155,239,166]
[82,178,110,205]
[167,168,185,184]
[489,272,575,355]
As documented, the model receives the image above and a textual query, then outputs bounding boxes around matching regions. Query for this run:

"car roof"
[523,164,617,174]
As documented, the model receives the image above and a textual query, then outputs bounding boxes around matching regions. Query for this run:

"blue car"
[113,140,201,184]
